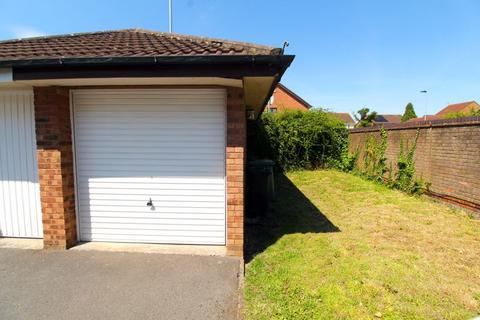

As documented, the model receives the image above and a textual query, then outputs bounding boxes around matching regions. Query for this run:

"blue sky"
[1,0,479,116]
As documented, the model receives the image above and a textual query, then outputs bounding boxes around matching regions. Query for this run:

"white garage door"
[0,90,43,238]
[73,89,226,245]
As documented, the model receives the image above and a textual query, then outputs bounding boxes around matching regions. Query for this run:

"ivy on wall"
[362,127,388,182]
[342,128,428,195]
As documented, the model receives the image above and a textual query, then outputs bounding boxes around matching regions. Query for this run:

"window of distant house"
[269,93,275,106]
[270,107,277,113]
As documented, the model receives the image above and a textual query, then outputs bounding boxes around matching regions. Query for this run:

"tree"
[354,108,377,127]
[401,103,417,122]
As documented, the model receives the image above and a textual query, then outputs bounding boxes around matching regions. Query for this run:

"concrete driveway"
[0,248,241,320]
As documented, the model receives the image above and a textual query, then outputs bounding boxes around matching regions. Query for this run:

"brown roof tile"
[407,115,441,122]
[329,112,355,124]
[436,101,479,116]
[0,29,279,61]
[374,114,402,123]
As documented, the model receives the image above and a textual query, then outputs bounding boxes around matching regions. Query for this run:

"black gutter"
[0,55,294,68]
[7,55,294,81]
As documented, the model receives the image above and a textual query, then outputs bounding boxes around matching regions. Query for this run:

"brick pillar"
[226,87,246,257]
[34,87,77,249]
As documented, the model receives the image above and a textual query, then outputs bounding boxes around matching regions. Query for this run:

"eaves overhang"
[0,54,295,117]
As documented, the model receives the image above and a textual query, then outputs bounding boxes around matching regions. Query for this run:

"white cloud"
[8,25,46,39]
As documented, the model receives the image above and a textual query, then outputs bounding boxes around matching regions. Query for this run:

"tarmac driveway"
[0,248,241,320]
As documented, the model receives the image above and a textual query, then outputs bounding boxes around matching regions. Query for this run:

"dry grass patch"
[245,170,480,319]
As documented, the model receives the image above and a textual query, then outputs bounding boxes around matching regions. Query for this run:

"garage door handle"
[146,198,153,207]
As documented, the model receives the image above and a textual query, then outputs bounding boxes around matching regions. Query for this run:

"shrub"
[247,110,348,171]
[331,141,359,172]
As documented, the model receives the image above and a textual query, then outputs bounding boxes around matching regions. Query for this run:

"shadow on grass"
[245,173,340,263]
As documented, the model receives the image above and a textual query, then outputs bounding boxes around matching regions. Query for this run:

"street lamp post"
[420,90,428,120]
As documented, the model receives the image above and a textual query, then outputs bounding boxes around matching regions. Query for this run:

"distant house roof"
[407,115,441,123]
[436,101,480,116]
[276,83,313,109]
[329,112,355,124]
[408,101,480,123]
[374,114,402,123]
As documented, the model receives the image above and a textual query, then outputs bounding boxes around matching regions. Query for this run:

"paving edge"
[0,238,43,249]
[237,258,245,320]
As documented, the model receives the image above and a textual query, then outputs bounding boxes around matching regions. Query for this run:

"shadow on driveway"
[245,173,339,262]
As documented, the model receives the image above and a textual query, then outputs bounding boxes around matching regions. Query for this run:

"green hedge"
[247,110,348,171]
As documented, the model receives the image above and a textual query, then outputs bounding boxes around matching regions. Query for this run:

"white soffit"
[243,76,275,116]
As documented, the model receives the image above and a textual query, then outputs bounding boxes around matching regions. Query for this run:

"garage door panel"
[76,159,224,167]
[75,147,224,157]
[74,89,226,245]
[82,212,224,219]
[75,113,225,121]
[74,127,223,137]
[77,169,222,178]
[76,135,225,144]
[77,154,222,162]
[81,234,224,244]
[78,156,225,165]
[82,231,224,239]
[75,94,225,101]
[80,189,224,196]
[81,201,225,210]
[82,216,224,224]
[75,136,224,144]
[79,182,224,191]
[0,91,42,238]
[76,136,224,145]
[75,143,224,153]
[75,123,224,131]
[80,194,225,202]
[81,229,224,237]
[78,177,224,184]
[81,223,224,232]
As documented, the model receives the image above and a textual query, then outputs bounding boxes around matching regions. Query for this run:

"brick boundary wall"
[33,86,246,255]
[226,87,246,257]
[349,117,480,211]
[34,87,77,249]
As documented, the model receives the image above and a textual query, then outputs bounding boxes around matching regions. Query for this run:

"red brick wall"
[226,87,246,257]
[267,86,309,112]
[34,87,77,249]
[349,118,480,210]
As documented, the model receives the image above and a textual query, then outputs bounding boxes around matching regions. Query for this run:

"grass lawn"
[244,170,480,320]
